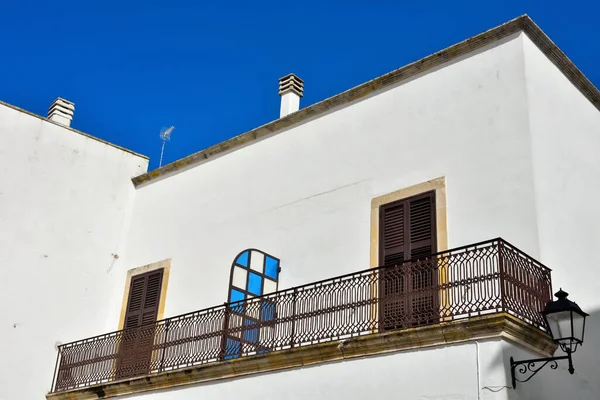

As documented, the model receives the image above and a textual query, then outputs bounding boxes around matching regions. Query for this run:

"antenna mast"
[159,126,175,168]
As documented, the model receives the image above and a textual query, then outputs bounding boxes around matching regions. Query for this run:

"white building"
[1,14,599,400]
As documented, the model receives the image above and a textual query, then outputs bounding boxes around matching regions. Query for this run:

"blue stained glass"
[261,301,276,322]
[264,256,279,279]
[224,337,241,360]
[230,289,245,303]
[236,251,249,267]
[243,319,259,343]
[230,289,246,313]
[248,272,263,296]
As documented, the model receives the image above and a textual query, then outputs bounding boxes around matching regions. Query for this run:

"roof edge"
[132,14,600,187]
[0,100,149,160]
[519,16,600,107]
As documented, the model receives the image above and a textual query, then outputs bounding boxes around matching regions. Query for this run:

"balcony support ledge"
[46,313,555,400]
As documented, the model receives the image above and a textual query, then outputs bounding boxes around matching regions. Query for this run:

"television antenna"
[158,126,175,168]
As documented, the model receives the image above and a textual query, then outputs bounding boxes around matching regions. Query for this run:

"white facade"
[120,32,537,324]
[524,36,600,308]
[1,17,599,400]
[111,32,599,400]
[132,340,511,400]
[0,104,149,400]
[123,340,593,400]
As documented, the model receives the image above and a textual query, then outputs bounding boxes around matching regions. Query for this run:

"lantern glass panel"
[546,310,572,341]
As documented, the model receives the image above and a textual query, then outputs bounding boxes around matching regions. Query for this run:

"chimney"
[48,98,75,127]
[279,73,304,118]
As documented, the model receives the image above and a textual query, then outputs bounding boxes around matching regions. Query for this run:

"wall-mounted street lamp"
[510,289,588,388]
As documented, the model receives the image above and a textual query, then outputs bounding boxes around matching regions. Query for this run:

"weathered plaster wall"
[0,104,148,399]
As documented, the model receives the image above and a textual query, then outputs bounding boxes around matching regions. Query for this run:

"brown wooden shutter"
[408,193,437,325]
[379,191,437,330]
[380,191,436,265]
[117,269,164,379]
[408,192,436,261]
[123,269,164,330]
[381,201,406,267]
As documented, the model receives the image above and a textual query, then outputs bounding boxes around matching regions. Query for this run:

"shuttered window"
[123,269,164,330]
[379,191,437,330]
[117,269,164,379]
[380,191,436,266]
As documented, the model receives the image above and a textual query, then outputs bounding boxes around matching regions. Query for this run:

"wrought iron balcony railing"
[50,238,552,393]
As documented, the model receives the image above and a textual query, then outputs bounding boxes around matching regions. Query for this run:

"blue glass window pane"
[230,289,246,313]
[261,301,276,322]
[264,256,279,280]
[236,251,249,267]
[248,272,263,296]
[230,289,245,303]
[225,338,239,358]
[225,337,241,359]
[243,319,259,343]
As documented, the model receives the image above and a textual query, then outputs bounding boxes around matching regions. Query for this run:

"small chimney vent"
[278,73,304,118]
[48,98,75,127]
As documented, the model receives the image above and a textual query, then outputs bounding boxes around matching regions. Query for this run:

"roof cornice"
[132,15,599,187]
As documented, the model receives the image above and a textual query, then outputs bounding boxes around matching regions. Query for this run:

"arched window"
[224,249,280,359]
[228,249,280,303]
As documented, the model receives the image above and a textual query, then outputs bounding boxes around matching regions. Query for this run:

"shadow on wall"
[503,307,600,400]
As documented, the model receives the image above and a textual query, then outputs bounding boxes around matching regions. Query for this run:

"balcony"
[49,238,552,395]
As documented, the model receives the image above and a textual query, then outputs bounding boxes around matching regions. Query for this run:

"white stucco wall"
[507,341,598,400]
[0,104,148,400]
[522,33,600,399]
[115,32,538,325]
[523,35,600,309]
[121,339,519,400]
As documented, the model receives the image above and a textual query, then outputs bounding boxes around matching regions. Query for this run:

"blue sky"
[1,1,598,170]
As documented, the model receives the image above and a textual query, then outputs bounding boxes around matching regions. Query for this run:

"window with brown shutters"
[117,269,164,379]
[379,191,438,330]
[123,271,163,330]
[380,191,436,266]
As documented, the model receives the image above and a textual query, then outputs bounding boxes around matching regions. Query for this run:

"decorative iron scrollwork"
[510,352,572,389]
[513,359,558,383]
